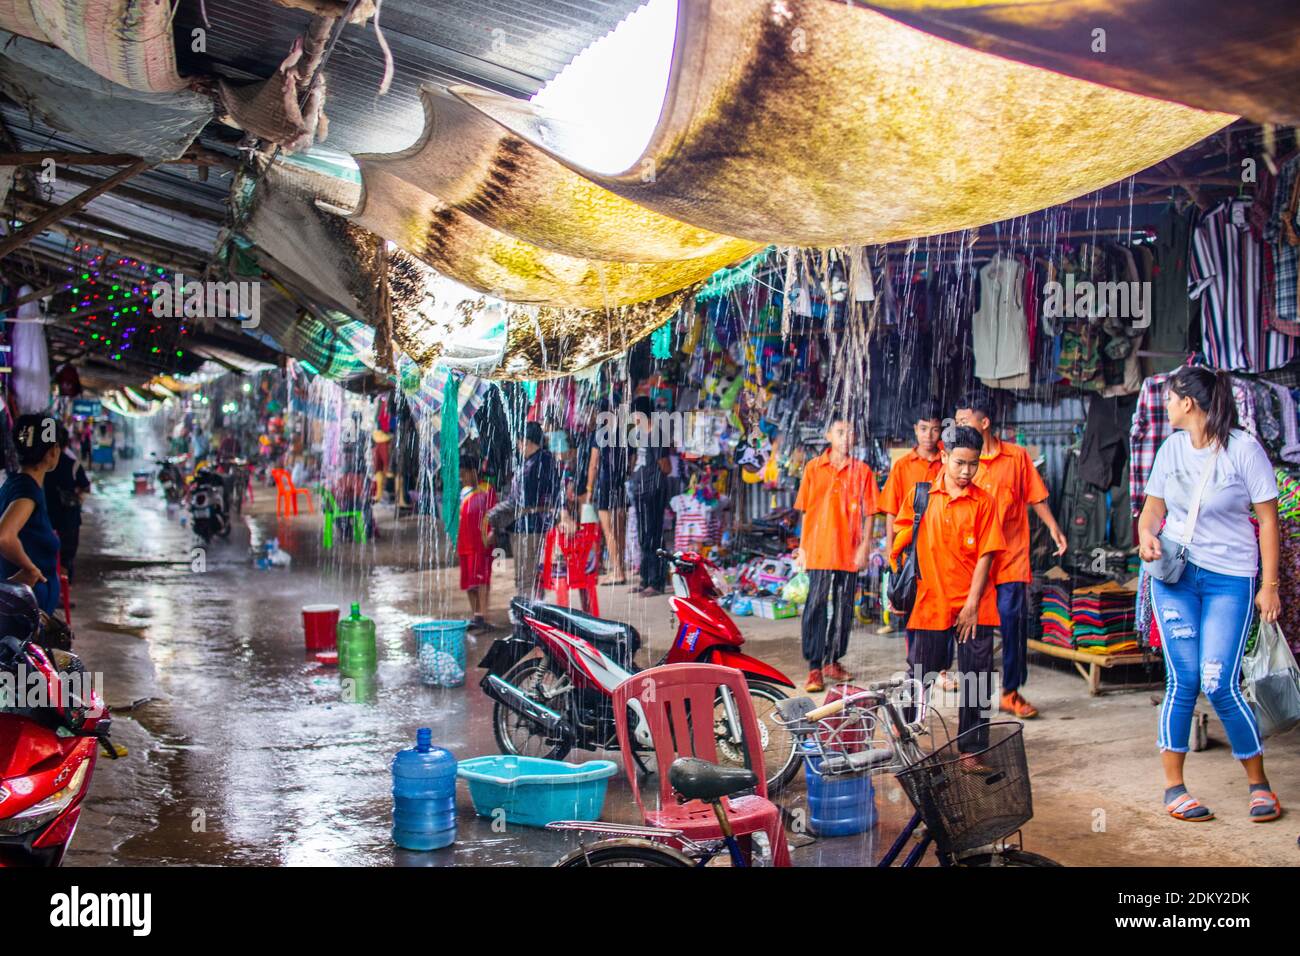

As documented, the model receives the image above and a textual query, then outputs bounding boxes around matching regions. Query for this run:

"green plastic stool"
[318,487,368,549]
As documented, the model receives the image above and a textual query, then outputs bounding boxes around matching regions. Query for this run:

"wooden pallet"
[1027,638,1161,696]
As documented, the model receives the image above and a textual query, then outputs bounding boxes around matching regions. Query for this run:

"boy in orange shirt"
[877,406,944,636]
[891,425,1005,752]
[794,418,878,692]
[878,405,944,547]
[956,394,1068,719]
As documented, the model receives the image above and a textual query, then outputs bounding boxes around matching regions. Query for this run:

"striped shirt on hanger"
[1190,199,1296,371]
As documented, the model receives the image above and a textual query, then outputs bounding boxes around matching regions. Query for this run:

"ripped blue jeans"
[1151,563,1262,760]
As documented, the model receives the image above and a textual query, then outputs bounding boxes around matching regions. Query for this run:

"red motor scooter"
[0,585,117,867]
[479,548,800,791]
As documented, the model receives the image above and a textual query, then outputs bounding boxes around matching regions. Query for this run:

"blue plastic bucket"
[412,620,468,687]
[803,742,877,837]
[456,755,618,828]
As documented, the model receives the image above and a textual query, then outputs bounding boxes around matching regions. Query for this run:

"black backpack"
[887,482,931,617]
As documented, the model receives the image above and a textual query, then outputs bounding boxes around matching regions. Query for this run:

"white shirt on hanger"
[972,253,1031,383]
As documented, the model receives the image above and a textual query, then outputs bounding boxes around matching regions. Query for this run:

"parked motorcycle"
[215,457,253,515]
[152,452,187,506]
[189,467,232,544]
[478,548,800,791]
[0,584,117,866]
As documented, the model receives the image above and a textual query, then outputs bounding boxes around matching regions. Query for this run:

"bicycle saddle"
[669,757,758,803]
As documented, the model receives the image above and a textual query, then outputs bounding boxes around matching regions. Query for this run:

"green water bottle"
[337,601,377,681]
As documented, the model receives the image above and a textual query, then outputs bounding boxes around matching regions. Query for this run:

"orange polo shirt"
[890,477,1005,631]
[794,451,878,572]
[972,440,1048,586]
[878,448,943,516]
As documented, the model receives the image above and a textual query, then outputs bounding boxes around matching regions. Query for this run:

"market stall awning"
[353,86,761,264]
[456,0,1232,247]
[0,31,212,161]
[0,0,188,94]
[859,0,1300,126]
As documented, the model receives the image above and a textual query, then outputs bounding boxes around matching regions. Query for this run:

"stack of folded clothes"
[1039,583,1074,649]
[1072,582,1138,654]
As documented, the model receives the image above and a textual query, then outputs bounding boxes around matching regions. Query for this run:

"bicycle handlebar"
[804,678,906,721]
[804,698,846,721]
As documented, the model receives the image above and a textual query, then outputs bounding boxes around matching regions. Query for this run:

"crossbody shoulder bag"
[1144,446,1219,585]
[887,482,931,614]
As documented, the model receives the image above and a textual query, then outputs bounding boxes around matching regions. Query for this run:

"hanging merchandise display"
[10,285,50,414]
[441,373,462,543]
[1190,198,1296,372]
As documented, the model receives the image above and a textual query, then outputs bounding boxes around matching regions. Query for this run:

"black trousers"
[57,523,80,583]
[635,489,667,590]
[906,625,995,753]
[800,569,856,667]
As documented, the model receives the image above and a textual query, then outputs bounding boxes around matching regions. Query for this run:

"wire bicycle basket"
[895,721,1032,857]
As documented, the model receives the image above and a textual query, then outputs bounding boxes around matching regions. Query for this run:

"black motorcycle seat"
[510,598,640,667]
[669,757,758,803]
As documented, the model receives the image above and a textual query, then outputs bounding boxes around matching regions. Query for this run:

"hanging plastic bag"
[1242,621,1300,737]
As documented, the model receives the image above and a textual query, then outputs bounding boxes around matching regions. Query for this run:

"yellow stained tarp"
[355,87,760,265]
[456,0,1233,247]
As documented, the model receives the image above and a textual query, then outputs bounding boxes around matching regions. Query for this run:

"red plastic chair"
[271,468,314,517]
[56,553,72,628]
[612,663,791,867]
[539,524,603,615]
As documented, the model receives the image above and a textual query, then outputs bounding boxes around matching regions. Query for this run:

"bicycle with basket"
[549,677,1059,867]
[779,678,1059,867]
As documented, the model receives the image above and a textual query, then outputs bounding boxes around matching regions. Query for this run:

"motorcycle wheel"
[491,658,572,761]
[956,848,1061,868]
[555,841,691,868]
[714,681,800,793]
[626,705,657,778]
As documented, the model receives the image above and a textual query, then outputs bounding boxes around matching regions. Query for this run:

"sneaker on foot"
[1000,690,1039,719]
[805,669,825,693]
[823,661,854,682]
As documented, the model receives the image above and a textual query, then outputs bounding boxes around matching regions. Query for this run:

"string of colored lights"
[57,247,190,363]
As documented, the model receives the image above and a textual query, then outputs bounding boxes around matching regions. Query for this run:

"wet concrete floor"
[65,461,1300,867]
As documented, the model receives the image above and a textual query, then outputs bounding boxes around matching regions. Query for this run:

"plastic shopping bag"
[781,572,810,606]
[1242,621,1300,737]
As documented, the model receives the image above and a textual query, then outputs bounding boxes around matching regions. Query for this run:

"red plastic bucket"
[302,604,340,651]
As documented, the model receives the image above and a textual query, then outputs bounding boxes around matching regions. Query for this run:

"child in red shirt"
[457,456,497,631]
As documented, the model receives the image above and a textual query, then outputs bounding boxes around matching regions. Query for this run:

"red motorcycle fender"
[708,649,795,688]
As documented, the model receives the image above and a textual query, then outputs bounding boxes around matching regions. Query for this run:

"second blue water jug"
[803,740,877,837]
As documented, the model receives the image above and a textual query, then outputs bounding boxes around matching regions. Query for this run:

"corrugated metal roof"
[0,102,235,263]
[175,0,645,155]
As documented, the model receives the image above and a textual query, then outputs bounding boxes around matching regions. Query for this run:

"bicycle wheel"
[556,841,692,867]
[957,848,1061,867]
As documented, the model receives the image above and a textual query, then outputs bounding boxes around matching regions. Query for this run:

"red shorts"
[459,549,493,589]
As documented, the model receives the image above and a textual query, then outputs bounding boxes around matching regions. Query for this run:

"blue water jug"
[391,728,457,850]
[803,741,877,837]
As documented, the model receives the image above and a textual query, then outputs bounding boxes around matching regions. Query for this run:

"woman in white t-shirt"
[1137,366,1283,824]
